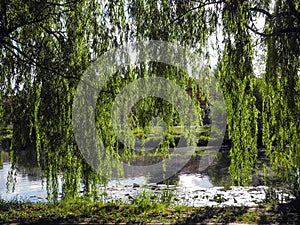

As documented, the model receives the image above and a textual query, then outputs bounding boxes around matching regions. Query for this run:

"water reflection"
[1,144,274,206]
[0,145,226,202]
[0,162,47,202]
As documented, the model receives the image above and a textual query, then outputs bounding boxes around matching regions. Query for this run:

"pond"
[0,145,292,207]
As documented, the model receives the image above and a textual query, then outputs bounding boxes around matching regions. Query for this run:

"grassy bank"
[0,197,299,224]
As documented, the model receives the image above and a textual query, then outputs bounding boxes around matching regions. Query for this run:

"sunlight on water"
[0,162,47,202]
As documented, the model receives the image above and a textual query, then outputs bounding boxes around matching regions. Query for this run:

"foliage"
[0,0,299,201]
[261,1,300,197]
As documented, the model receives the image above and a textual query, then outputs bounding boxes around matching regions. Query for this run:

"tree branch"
[1,40,79,80]
[249,7,272,18]
[41,26,66,45]
[1,40,116,96]
[250,7,291,20]
[171,1,223,24]
[6,9,71,36]
[246,25,269,37]
[246,24,300,37]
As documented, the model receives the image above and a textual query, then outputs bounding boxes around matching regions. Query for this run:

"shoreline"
[0,198,299,225]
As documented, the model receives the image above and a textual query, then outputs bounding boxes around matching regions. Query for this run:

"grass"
[132,125,211,141]
[0,195,299,224]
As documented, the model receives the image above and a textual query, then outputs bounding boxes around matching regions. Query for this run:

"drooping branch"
[246,24,300,37]
[41,26,66,45]
[2,39,117,95]
[1,39,79,80]
[6,9,71,38]
[0,1,71,44]
[249,7,272,18]
[171,0,223,24]
[250,7,293,20]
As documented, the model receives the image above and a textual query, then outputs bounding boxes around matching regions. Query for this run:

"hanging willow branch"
[246,24,300,37]
[1,40,80,80]
[170,0,223,24]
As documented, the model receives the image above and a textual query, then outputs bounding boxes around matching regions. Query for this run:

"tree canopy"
[0,0,299,200]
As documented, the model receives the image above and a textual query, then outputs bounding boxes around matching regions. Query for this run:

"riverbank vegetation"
[0,196,299,224]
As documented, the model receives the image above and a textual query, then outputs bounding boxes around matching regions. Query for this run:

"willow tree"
[0,0,102,199]
[0,0,300,201]
[261,1,300,197]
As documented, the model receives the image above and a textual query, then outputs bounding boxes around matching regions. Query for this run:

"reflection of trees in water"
[17,145,38,167]
[207,150,231,187]
[156,174,179,185]
[206,148,280,188]
[0,150,9,168]
[18,166,42,182]
[10,144,42,181]
[160,149,231,186]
